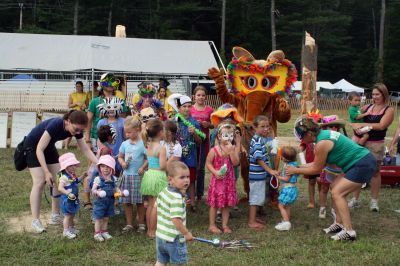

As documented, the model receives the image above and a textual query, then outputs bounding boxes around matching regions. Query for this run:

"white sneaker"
[348,198,360,208]
[322,223,344,234]
[101,231,113,240]
[63,230,77,239]
[275,221,291,231]
[370,199,379,212]
[319,207,326,219]
[94,233,105,242]
[394,209,400,213]
[48,213,63,225]
[31,219,46,233]
[331,229,356,241]
[69,227,79,235]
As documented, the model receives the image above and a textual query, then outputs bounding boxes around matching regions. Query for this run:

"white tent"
[334,79,365,93]
[291,81,338,92]
[0,33,219,75]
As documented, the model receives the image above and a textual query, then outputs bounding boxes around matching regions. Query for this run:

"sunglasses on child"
[141,114,156,122]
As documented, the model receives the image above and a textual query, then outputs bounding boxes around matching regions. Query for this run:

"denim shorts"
[249,180,266,206]
[92,198,115,220]
[156,236,187,265]
[344,153,377,184]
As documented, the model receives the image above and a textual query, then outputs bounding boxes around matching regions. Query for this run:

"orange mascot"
[208,47,297,200]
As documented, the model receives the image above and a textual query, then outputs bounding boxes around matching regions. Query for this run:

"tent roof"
[0,33,219,75]
[292,81,338,92]
[334,79,365,93]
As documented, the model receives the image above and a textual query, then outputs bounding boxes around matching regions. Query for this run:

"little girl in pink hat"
[57,152,87,239]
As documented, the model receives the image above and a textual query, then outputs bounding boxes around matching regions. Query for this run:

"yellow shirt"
[131,93,141,106]
[70,92,88,110]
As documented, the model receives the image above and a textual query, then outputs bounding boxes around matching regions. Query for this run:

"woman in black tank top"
[349,83,394,212]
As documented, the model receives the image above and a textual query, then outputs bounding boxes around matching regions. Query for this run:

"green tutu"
[140,169,168,196]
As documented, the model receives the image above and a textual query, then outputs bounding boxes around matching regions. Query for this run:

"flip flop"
[83,202,93,211]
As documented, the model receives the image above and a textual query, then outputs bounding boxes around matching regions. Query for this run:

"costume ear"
[266,50,285,63]
[232,47,255,61]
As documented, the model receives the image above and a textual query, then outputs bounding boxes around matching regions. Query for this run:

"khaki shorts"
[364,141,384,162]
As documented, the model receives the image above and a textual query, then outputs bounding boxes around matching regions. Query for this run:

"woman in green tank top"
[287,117,376,241]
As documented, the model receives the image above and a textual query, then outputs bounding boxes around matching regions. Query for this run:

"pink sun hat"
[59,153,80,171]
[97,154,115,174]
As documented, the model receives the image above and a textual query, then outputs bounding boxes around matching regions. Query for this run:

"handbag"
[14,137,28,171]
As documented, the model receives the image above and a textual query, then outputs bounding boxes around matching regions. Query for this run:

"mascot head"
[227,47,297,98]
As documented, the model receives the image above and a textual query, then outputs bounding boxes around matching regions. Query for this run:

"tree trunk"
[377,0,385,82]
[108,1,114,37]
[220,0,226,54]
[73,0,79,35]
[301,32,318,114]
[271,0,276,50]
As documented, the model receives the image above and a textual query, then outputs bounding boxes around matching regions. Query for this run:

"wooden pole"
[301,31,318,114]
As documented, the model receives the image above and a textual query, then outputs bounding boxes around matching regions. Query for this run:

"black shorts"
[24,144,59,168]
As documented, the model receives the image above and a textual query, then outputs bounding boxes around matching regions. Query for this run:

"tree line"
[1,0,399,91]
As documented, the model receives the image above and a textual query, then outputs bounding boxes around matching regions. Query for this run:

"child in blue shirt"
[118,117,148,233]
[248,115,278,230]
[275,146,299,231]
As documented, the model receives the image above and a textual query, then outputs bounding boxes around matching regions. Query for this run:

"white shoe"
[275,221,291,231]
[31,219,46,233]
[319,207,326,219]
[94,233,105,242]
[322,223,344,234]
[394,209,400,213]
[63,230,76,239]
[69,227,79,235]
[101,231,113,240]
[348,198,360,208]
[331,229,356,241]
[370,199,379,212]
[48,213,63,225]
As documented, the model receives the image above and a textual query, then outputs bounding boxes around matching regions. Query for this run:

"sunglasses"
[72,124,85,134]
[141,114,156,122]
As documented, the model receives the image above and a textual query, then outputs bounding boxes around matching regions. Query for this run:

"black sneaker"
[322,223,344,234]
[331,229,356,241]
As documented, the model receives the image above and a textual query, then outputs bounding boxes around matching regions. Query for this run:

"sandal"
[83,202,93,211]
[208,226,222,234]
[122,225,134,233]
[222,226,232,234]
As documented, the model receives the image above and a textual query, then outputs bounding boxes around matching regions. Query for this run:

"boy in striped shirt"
[156,161,193,266]
[248,115,278,229]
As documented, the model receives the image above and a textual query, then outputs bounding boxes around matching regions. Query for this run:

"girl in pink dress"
[206,122,241,234]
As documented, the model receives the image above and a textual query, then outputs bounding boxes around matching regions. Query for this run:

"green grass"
[1,145,400,265]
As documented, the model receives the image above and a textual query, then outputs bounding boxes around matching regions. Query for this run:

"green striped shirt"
[156,186,186,242]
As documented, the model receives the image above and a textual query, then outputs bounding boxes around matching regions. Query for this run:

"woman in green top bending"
[286,117,376,241]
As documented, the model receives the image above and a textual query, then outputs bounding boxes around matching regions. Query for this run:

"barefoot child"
[57,152,87,239]
[118,117,148,233]
[248,115,278,229]
[275,146,298,231]
[92,155,121,241]
[141,119,168,238]
[206,122,240,234]
[156,161,193,266]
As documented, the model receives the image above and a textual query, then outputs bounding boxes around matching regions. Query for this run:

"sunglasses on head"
[141,114,156,121]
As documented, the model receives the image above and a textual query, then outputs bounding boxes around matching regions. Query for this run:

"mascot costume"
[208,47,297,199]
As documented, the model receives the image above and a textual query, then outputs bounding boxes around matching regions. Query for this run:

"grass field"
[1,117,400,265]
